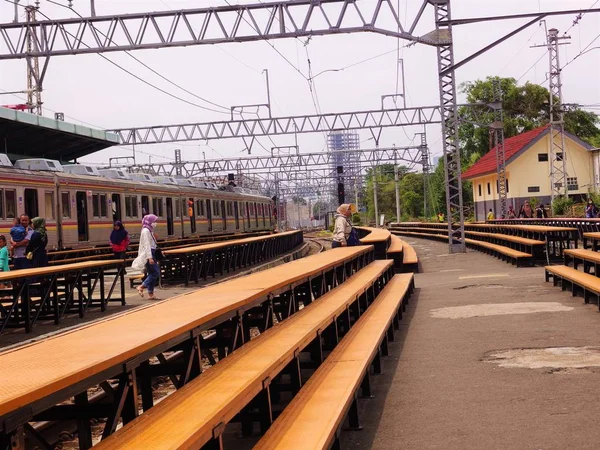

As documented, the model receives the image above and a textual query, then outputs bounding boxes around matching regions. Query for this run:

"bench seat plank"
[0,246,373,419]
[564,248,600,264]
[95,260,394,450]
[387,235,403,254]
[255,274,413,450]
[546,265,600,292]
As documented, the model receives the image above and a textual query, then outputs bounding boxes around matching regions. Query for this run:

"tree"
[459,76,600,164]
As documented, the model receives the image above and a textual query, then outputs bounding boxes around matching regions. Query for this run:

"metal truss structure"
[0,0,437,60]
[109,106,441,145]
[431,0,465,253]
[547,28,569,201]
[491,78,507,218]
[116,145,422,178]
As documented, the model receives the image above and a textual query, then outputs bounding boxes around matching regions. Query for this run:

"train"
[0,157,274,250]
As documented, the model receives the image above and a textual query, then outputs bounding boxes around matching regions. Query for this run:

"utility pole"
[25,4,43,115]
[417,130,429,220]
[547,28,569,201]
[394,163,401,223]
[373,165,379,227]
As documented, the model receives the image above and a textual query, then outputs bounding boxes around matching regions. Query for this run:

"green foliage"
[528,197,539,211]
[552,196,574,216]
[351,213,361,225]
[312,201,327,220]
[459,76,600,165]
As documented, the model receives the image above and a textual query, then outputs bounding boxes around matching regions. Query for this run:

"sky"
[0,0,599,170]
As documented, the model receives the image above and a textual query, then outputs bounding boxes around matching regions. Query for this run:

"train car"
[0,158,273,250]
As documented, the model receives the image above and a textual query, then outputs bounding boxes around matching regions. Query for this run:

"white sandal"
[136,286,144,297]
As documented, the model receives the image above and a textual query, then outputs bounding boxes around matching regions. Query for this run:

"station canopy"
[0,107,119,162]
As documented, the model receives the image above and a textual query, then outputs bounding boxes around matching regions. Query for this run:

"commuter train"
[0,157,274,250]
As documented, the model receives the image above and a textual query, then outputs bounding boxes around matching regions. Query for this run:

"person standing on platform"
[332,204,353,248]
[536,203,548,219]
[487,209,495,221]
[0,235,10,289]
[437,212,445,223]
[132,214,160,300]
[519,201,534,219]
[110,221,130,262]
[26,217,48,269]
[11,214,33,270]
[507,205,516,219]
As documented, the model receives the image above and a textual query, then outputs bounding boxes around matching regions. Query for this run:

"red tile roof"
[461,125,549,180]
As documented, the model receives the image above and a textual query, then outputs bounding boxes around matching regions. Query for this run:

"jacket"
[332,214,352,244]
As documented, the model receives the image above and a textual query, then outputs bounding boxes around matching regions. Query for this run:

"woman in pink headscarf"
[132,214,160,299]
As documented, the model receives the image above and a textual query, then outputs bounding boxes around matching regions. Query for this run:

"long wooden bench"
[94,260,396,450]
[564,249,600,274]
[387,235,403,273]
[545,265,600,308]
[254,273,414,450]
[356,227,391,260]
[0,246,374,448]
[392,230,533,266]
[393,235,418,273]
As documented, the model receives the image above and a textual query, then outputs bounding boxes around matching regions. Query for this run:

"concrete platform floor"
[342,237,600,450]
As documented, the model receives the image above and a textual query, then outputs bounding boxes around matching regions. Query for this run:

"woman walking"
[109,221,130,261]
[332,204,353,248]
[132,214,160,300]
[26,217,48,269]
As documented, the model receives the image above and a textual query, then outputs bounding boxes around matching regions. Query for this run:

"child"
[0,235,10,290]
[9,218,25,258]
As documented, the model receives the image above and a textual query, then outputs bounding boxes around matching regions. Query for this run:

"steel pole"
[373,165,379,227]
[394,165,401,222]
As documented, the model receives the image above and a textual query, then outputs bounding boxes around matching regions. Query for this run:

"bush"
[328,224,334,233]
[552,196,574,216]
[528,197,539,210]
[351,213,361,225]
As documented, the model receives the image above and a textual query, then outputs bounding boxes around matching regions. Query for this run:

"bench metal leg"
[360,372,374,398]
[347,396,363,431]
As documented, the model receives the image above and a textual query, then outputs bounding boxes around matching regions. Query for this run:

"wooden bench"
[94,260,396,450]
[564,249,600,275]
[545,264,600,308]
[356,227,391,260]
[0,246,375,448]
[254,273,414,450]
[387,235,403,273]
[583,232,600,251]
[391,231,532,267]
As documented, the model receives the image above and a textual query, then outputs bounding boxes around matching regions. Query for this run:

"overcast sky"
[1,0,599,168]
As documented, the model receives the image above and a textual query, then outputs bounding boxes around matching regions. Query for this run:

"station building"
[462,125,596,221]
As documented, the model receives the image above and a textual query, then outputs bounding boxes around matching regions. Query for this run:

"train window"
[24,188,38,219]
[92,194,99,217]
[45,192,55,219]
[5,190,15,219]
[0,189,4,218]
[227,201,234,217]
[86,167,94,174]
[197,199,204,217]
[125,196,138,218]
[141,196,150,217]
[152,197,163,217]
[213,200,220,217]
[100,194,107,217]
[175,198,181,218]
[61,192,70,218]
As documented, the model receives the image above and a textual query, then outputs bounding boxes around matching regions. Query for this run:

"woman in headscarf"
[109,221,130,261]
[518,201,534,219]
[132,214,160,299]
[26,217,48,268]
[332,204,353,248]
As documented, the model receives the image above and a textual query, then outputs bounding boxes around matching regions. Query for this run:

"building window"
[538,153,548,162]
[567,177,578,191]
[496,180,499,193]
[556,152,564,161]
[528,186,540,193]
[506,179,509,193]
[487,183,491,195]
[478,184,482,197]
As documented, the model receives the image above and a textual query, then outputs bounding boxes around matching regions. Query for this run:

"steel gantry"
[0,0,437,59]
[112,145,423,178]
[109,106,442,145]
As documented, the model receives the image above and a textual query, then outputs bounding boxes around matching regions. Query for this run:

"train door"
[24,188,38,219]
[221,200,227,230]
[111,193,122,222]
[76,191,89,242]
[206,200,213,232]
[141,196,150,217]
[166,198,174,236]
[234,202,240,230]
[188,198,196,234]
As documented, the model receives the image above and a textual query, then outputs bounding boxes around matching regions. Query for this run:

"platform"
[341,236,600,449]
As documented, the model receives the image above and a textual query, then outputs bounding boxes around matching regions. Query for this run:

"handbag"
[347,227,360,246]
